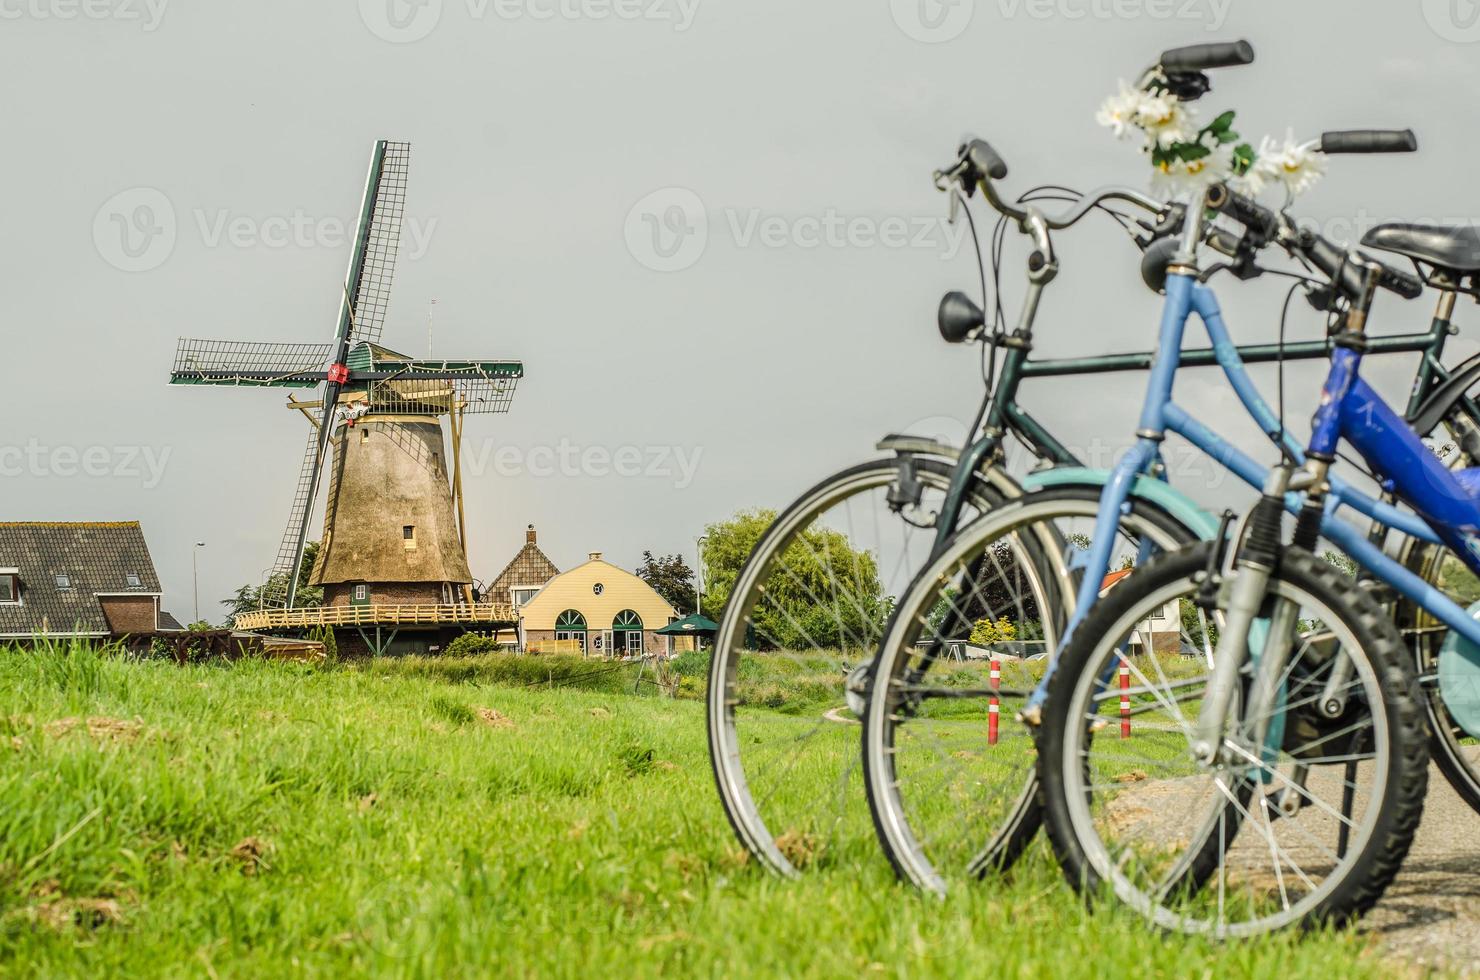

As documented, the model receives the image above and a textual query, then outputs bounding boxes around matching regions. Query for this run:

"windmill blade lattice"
[259,425,327,608]
[171,339,331,387]
[344,141,410,346]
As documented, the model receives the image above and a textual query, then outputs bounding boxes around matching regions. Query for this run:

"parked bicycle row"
[704,38,1480,938]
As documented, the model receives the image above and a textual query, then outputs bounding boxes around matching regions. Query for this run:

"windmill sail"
[171,339,331,386]
[260,425,326,608]
[340,140,410,346]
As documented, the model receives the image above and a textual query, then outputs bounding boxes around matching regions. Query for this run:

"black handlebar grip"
[962,138,1008,180]
[1159,40,1254,72]
[1209,185,1278,241]
[1375,260,1424,300]
[1318,129,1418,154]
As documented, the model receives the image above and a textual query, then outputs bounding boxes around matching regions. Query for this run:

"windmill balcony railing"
[235,601,516,631]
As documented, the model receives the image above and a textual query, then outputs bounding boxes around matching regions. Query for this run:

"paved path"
[1367,763,1480,976]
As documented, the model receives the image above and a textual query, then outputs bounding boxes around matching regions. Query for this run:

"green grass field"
[0,643,1392,978]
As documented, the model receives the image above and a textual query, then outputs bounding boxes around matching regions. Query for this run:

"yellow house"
[519,552,687,657]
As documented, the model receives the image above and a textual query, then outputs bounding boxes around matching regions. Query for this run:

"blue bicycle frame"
[1027,270,1480,709]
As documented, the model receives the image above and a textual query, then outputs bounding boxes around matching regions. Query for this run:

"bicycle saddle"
[1362,222,1480,273]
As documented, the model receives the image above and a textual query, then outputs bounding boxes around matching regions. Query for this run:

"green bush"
[444,633,506,657]
[367,653,643,696]
[669,648,711,677]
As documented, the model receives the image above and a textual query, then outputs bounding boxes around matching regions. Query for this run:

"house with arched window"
[518,551,686,657]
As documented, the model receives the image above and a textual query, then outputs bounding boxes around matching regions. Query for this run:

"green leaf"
[1231,142,1255,175]
[1209,110,1236,134]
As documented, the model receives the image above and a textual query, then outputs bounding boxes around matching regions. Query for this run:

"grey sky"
[3,0,1478,619]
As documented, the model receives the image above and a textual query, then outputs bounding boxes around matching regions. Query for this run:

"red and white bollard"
[988,658,1001,746]
[1119,659,1131,739]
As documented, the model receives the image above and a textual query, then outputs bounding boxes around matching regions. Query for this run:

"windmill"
[170,141,523,633]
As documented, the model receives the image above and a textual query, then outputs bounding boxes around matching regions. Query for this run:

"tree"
[699,508,887,652]
[969,617,1016,645]
[222,540,323,619]
[636,551,697,614]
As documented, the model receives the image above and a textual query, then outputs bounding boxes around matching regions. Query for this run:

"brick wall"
[99,595,157,635]
[323,582,449,607]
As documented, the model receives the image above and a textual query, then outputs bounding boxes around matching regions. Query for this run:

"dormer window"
[55,574,72,590]
[0,571,16,604]
[125,573,142,588]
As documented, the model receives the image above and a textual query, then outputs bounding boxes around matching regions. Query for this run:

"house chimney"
[526,524,537,544]
[588,551,602,561]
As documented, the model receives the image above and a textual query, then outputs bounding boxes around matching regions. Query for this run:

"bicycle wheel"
[708,454,1006,876]
[1398,539,1480,815]
[1039,544,1428,937]
[861,486,1201,893]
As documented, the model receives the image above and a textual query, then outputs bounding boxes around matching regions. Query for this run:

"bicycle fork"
[1194,465,1301,766]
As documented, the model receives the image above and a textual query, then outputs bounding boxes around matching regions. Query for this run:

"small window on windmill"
[361,428,370,444]
[353,583,368,602]
[403,525,417,550]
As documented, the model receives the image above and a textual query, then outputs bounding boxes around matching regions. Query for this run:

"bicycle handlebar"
[1319,129,1418,154]
[1206,183,1424,301]
[1159,40,1255,72]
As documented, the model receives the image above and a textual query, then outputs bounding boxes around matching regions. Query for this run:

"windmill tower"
[170,141,523,653]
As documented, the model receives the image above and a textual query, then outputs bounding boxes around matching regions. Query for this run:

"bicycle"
[859,41,1480,905]
[710,41,1480,878]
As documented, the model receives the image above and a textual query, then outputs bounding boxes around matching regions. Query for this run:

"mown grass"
[0,642,1389,978]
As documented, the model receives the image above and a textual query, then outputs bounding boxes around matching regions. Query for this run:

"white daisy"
[1095,81,1147,141]
[1248,130,1328,197]
[1134,90,1197,149]
[1151,143,1234,198]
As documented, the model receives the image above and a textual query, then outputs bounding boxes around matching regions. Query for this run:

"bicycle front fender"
[1019,466,1222,541]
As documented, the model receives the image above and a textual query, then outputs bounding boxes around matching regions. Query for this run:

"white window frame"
[353,583,369,602]
[0,573,18,605]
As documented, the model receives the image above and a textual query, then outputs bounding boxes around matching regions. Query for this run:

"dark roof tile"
[0,522,162,636]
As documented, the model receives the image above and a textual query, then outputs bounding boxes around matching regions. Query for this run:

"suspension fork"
[1193,465,1296,765]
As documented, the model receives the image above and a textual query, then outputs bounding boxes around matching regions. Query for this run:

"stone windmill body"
[170,141,523,654]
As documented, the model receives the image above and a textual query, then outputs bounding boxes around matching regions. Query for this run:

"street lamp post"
[695,535,708,652]
[192,541,206,624]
